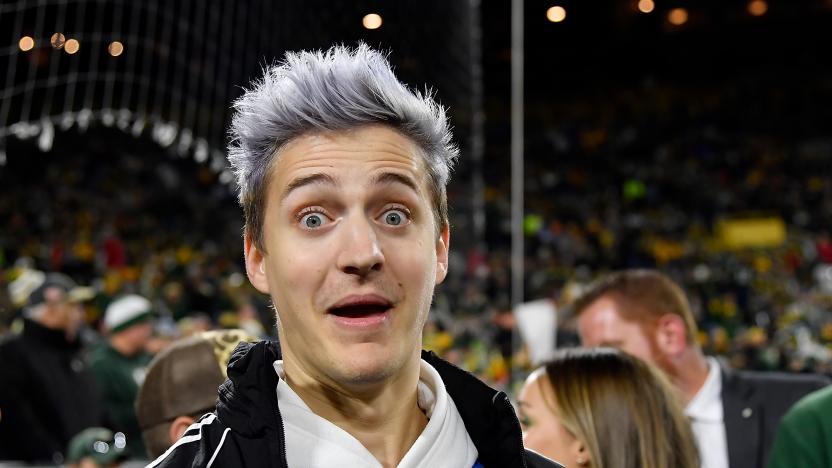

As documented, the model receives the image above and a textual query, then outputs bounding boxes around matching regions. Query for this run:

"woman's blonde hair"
[539,347,699,468]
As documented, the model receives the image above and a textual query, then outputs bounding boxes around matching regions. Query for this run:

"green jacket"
[88,341,152,457]
[767,385,832,468]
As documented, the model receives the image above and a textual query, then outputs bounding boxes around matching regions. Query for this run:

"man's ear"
[655,313,689,357]
[435,225,450,285]
[244,234,270,294]
[169,415,196,444]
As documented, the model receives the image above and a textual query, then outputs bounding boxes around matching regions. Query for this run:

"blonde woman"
[519,347,698,468]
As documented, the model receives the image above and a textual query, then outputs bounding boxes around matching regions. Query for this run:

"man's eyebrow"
[370,172,421,194]
[281,173,337,202]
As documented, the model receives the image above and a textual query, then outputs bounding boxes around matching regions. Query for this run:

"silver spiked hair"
[227,43,458,250]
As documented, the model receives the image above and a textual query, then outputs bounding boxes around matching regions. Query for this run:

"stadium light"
[546,6,566,22]
[668,7,688,25]
[64,39,80,54]
[51,32,66,49]
[363,13,382,30]
[108,41,124,57]
[748,0,768,16]
[19,36,35,51]
[638,0,655,14]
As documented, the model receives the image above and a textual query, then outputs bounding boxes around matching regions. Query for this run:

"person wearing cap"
[136,329,258,459]
[89,294,155,458]
[149,44,560,468]
[66,427,129,468]
[0,272,105,463]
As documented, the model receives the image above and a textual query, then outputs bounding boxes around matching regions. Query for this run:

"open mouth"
[328,303,392,317]
[327,296,393,328]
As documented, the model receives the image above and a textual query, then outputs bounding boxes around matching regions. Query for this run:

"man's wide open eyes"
[299,212,331,229]
[380,209,409,226]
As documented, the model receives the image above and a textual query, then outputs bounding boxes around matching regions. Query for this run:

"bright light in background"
[748,0,768,16]
[638,0,655,13]
[108,41,124,56]
[64,38,79,54]
[18,36,35,51]
[362,13,382,30]
[546,6,567,22]
[50,32,66,49]
[668,7,689,25]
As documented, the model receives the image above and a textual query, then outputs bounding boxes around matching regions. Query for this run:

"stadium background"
[2,0,832,396]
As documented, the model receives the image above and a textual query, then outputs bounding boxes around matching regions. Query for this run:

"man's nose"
[336,215,385,277]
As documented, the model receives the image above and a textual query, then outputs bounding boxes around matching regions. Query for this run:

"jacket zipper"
[268,343,289,467]
[275,402,288,467]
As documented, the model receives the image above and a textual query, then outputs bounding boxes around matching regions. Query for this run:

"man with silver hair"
[150,44,559,468]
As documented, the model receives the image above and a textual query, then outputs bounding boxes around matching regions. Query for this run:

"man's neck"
[667,349,711,406]
[282,356,428,468]
[31,310,75,342]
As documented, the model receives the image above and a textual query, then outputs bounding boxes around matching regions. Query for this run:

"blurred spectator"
[0,272,104,463]
[519,347,698,468]
[66,427,129,468]
[136,329,258,459]
[573,269,830,468]
[767,385,832,468]
[89,295,155,458]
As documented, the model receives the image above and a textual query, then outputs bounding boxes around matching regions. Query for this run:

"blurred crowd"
[432,79,832,386]
[2,82,832,384]
[0,132,270,340]
[2,78,832,463]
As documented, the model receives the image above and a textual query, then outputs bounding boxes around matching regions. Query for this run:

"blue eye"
[382,209,408,226]
[300,213,329,229]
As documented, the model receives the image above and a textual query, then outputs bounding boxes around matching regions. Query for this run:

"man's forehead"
[581,295,625,321]
[269,126,430,194]
[278,125,424,162]
[579,296,641,334]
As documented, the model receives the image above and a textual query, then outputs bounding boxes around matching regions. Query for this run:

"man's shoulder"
[720,363,831,413]
[87,341,114,363]
[0,333,31,374]
[88,344,135,378]
[0,329,26,350]
[729,366,831,390]
[144,413,231,468]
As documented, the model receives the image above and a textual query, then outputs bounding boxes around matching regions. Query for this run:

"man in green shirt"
[768,385,832,468]
[89,294,154,458]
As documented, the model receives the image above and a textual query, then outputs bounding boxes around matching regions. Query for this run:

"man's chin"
[329,348,406,386]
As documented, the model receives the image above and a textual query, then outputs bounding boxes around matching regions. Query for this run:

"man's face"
[246,125,449,386]
[42,286,83,339]
[576,295,660,366]
[117,321,154,354]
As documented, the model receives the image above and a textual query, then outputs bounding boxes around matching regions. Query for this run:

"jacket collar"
[22,317,80,351]
[720,362,762,468]
[217,340,281,438]
[422,350,528,468]
[217,341,529,468]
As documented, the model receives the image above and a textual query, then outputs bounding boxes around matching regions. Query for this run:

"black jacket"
[721,364,830,468]
[149,340,561,468]
[0,319,105,463]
